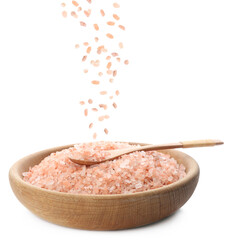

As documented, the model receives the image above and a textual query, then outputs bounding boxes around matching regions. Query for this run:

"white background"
[0,0,227,239]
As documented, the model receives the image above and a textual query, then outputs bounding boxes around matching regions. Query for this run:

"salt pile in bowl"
[23,142,186,195]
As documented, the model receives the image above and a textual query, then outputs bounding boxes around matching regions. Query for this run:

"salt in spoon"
[69,139,223,166]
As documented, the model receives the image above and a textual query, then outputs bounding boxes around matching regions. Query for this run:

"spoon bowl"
[9,142,200,230]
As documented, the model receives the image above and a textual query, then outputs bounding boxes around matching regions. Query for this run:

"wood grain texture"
[9,143,200,230]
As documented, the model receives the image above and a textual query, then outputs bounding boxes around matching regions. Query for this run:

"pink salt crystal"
[100,9,105,16]
[88,99,93,104]
[111,52,118,57]
[91,80,100,85]
[98,72,103,77]
[109,78,114,83]
[89,123,93,129]
[82,55,87,61]
[124,60,129,65]
[80,21,86,27]
[62,11,67,18]
[113,70,117,77]
[84,9,91,17]
[71,11,78,18]
[99,104,107,110]
[79,101,85,105]
[107,70,113,75]
[92,108,98,112]
[83,42,89,46]
[104,128,108,134]
[100,91,107,95]
[87,0,92,3]
[119,42,123,48]
[75,44,80,48]
[118,25,125,30]
[78,6,82,11]
[72,1,79,7]
[84,109,88,116]
[94,37,99,42]
[23,142,186,195]
[113,102,117,108]
[93,133,97,139]
[98,116,105,121]
[113,3,120,8]
[84,69,88,73]
[61,3,66,7]
[115,90,120,96]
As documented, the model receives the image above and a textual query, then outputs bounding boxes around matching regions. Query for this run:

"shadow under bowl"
[9,142,200,230]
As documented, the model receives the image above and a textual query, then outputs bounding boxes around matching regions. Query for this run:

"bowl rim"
[9,142,200,200]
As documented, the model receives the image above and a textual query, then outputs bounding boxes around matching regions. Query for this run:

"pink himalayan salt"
[23,142,186,195]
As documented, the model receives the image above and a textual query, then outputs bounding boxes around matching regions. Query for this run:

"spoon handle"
[135,139,223,152]
[181,139,223,148]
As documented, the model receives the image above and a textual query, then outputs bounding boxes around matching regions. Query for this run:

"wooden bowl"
[9,143,200,230]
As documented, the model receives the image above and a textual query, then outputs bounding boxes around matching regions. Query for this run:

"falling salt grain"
[98,72,103,77]
[111,52,118,57]
[113,102,117,108]
[92,108,98,112]
[62,11,67,18]
[91,80,100,85]
[119,42,123,48]
[109,78,114,83]
[113,70,117,77]
[113,3,120,8]
[116,57,121,62]
[87,0,92,3]
[72,1,79,7]
[99,104,107,110]
[100,9,105,16]
[84,109,88,116]
[115,90,120,96]
[124,60,129,65]
[75,44,80,48]
[118,25,125,30]
[106,56,111,60]
[88,99,93,104]
[113,14,120,20]
[84,10,91,17]
[77,6,82,11]
[80,21,86,27]
[107,70,113,75]
[107,62,112,69]
[61,3,66,7]
[82,55,87,61]
[86,46,92,54]
[89,123,93,129]
[79,101,85,105]
[107,21,115,26]
[93,133,97,139]
[84,69,88,73]
[104,128,109,134]
[100,91,107,95]
[94,37,99,42]
[94,24,99,31]
[98,116,105,121]
[71,11,78,18]
[83,42,89,46]
[106,33,114,39]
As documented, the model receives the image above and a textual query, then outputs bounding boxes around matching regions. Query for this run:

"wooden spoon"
[69,139,223,165]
